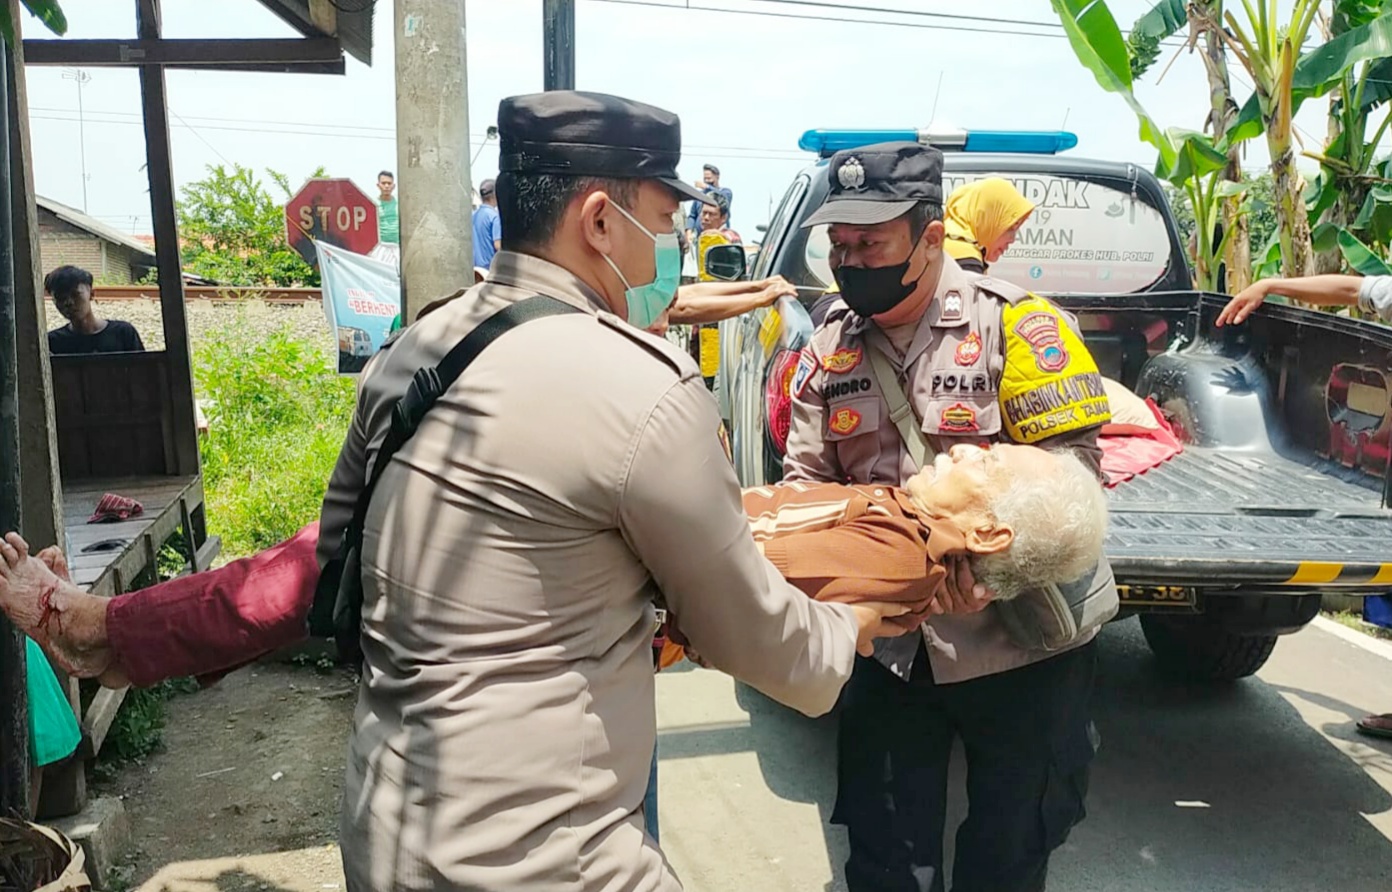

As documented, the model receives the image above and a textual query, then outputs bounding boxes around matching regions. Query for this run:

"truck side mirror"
[704,244,748,282]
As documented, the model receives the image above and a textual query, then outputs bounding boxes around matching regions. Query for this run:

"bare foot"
[0,532,114,679]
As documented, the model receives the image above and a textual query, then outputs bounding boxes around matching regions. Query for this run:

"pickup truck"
[715,127,1392,681]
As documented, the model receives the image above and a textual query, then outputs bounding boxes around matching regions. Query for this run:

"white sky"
[20,0,1338,235]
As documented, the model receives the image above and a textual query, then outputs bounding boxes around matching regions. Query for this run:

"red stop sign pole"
[285,178,380,263]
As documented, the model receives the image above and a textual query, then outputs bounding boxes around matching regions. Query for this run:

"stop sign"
[285,178,379,263]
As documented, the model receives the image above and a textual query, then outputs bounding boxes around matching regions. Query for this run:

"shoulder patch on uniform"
[792,349,816,398]
[974,276,1032,306]
[822,346,863,374]
[999,297,1112,444]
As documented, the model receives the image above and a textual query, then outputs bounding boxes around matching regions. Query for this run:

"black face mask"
[832,241,926,317]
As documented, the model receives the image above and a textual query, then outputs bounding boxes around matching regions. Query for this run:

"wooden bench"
[43,351,221,774]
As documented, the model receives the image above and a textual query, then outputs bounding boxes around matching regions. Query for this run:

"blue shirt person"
[472,178,503,269]
[685,163,733,236]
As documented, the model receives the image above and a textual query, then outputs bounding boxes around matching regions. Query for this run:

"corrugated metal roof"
[255,0,376,66]
[36,196,158,262]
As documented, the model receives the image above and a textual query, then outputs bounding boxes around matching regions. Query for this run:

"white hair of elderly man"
[974,450,1109,600]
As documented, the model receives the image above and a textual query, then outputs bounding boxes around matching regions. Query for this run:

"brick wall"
[37,210,147,284]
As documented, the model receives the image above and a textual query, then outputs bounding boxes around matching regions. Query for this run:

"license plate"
[1117,584,1199,609]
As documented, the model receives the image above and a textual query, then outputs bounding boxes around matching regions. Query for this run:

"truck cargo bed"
[1107,447,1392,587]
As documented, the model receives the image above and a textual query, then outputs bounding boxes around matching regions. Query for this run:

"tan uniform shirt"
[783,258,1107,684]
[319,251,859,892]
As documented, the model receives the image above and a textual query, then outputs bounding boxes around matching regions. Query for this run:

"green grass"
[1323,610,1392,642]
[194,315,356,558]
[90,320,354,780]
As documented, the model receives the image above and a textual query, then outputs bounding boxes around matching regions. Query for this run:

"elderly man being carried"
[743,443,1107,624]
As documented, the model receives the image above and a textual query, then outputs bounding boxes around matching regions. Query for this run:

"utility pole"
[543,0,575,91]
[395,0,473,323]
[61,68,90,212]
[0,33,32,820]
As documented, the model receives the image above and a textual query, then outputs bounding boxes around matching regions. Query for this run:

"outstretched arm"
[0,525,321,689]
[1217,274,1368,326]
[669,276,797,324]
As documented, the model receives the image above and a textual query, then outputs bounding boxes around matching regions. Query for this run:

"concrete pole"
[543,0,575,91]
[395,0,473,323]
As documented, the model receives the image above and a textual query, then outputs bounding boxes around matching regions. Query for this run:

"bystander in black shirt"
[47,320,145,355]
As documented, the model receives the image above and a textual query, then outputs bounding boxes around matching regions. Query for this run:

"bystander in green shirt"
[377,197,400,245]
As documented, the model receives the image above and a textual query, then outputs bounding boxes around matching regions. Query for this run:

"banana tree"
[1218,0,1325,279]
[1050,0,1239,289]
[1131,0,1254,290]
[0,0,66,45]
[1307,2,1392,273]
[1171,130,1251,291]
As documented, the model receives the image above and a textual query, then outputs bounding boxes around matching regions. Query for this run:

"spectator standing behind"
[943,177,1036,274]
[45,266,144,355]
[685,163,733,238]
[699,193,741,245]
[471,177,502,269]
[375,170,399,246]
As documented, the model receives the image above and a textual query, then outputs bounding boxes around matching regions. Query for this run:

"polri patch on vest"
[828,406,863,436]
[939,402,978,433]
[941,291,964,322]
[1013,311,1070,373]
[955,331,983,366]
[822,347,863,374]
[792,349,816,398]
[931,371,990,395]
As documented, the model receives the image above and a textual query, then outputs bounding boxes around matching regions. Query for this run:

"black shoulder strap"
[348,295,583,546]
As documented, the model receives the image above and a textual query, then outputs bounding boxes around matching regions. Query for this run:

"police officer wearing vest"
[318,92,910,892]
[783,142,1117,892]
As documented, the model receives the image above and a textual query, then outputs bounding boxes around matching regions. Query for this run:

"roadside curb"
[1310,615,1392,662]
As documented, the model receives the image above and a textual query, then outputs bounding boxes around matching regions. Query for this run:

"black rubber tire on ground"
[1139,614,1279,681]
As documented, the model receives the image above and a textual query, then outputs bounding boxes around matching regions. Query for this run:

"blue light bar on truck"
[798,128,1078,157]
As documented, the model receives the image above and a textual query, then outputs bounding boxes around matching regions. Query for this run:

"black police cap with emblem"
[497,91,716,206]
[802,141,944,228]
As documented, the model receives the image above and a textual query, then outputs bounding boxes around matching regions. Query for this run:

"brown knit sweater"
[741,481,967,620]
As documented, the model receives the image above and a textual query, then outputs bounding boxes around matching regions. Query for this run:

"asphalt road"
[654,616,1392,892]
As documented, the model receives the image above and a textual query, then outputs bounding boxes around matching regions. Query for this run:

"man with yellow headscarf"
[944,177,1035,274]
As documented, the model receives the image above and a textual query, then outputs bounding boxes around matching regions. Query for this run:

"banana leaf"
[1337,227,1392,275]
[0,0,68,45]
[1131,0,1189,40]
[1050,0,1176,170]
[1312,221,1343,253]
[1229,11,1392,144]
[1252,234,1283,280]
[1358,57,1392,112]
[1159,129,1228,186]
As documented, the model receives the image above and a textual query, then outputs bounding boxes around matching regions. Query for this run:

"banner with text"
[316,241,402,375]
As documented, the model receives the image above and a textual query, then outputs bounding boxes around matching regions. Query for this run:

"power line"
[583,0,1196,47]
[585,0,1070,41]
[29,106,814,160]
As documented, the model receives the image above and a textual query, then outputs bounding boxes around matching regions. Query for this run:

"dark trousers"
[833,641,1098,892]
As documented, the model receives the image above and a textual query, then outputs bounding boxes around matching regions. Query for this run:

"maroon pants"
[107,523,321,687]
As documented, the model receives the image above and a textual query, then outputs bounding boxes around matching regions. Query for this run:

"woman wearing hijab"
[944,177,1036,274]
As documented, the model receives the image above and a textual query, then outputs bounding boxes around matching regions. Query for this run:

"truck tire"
[1139,614,1278,681]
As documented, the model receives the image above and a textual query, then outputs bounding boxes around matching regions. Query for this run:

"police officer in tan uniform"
[783,142,1112,892]
[318,92,910,892]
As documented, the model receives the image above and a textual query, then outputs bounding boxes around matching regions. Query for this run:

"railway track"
[88,285,322,306]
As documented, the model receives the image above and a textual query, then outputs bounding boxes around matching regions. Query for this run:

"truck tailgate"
[1107,447,1392,587]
